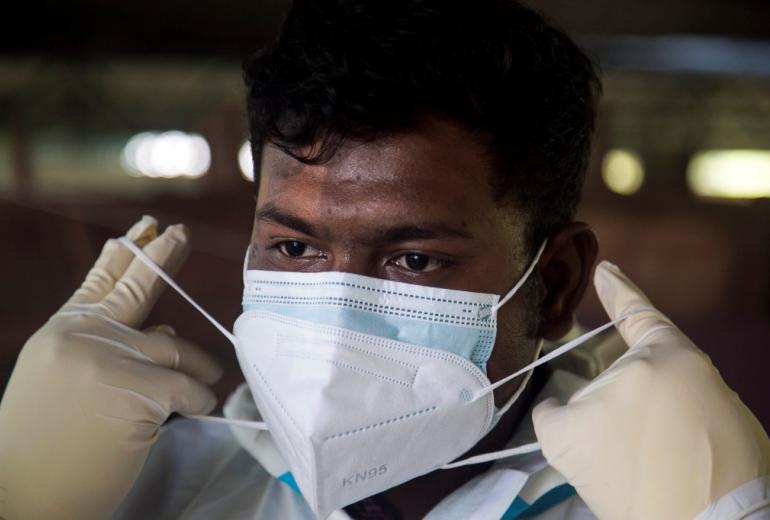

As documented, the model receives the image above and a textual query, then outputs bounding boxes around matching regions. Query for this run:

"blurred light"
[121,131,210,178]
[688,150,770,199]
[238,140,254,181]
[121,132,153,177]
[602,149,644,195]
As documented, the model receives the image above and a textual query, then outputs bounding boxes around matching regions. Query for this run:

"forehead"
[257,117,520,240]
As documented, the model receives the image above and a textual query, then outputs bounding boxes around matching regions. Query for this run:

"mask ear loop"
[117,237,268,431]
[470,308,654,404]
[493,338,544,419]
[443,307,655,470]
[441,441,542,470]
[478,240,547,415]
[480,240,548,320]
[242,245,251,288]
[118,238,238,346]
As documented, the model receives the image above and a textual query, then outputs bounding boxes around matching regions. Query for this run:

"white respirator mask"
[119,237,624,519]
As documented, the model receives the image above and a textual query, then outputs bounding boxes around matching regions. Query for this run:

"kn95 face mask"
[118,236,630,519]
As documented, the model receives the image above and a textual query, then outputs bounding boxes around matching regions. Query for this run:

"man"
[1,1,768,519]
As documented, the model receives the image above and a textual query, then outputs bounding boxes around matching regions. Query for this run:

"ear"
[537,222,598,341]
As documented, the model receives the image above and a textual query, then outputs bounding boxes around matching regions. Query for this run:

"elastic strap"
[488,241,547,316]
[441,441,541,470]
[444,309,651,469]
[472,320,614,402]
[185,414,268,430]
[117,237,238,346]
[494,339,543,418]
[242,245,250,287]
[471,307,653,403]
[118,237,265,429]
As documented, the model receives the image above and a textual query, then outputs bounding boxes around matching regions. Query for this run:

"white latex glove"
[0,216,223,520]
[532,261,770,520]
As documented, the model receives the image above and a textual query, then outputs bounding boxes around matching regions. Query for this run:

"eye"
[393,253,443,272]
[277,240,320,258]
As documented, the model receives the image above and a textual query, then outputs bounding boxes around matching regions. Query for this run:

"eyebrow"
[256,204,319,237]
[380,224,473,242]
[256,204,474,242]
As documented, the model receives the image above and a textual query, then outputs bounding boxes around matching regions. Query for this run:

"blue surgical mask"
[241,242,546,372]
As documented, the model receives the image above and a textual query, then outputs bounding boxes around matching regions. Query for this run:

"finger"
[144,324,176,336]
[139,328,224,385]
[66,216,158,305]
[531,397,570,462]
[101,224,191,327]
[131,361,218,417]
[171,376,218,416]
[594,261,674,349]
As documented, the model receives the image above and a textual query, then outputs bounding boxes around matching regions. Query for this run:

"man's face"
[249,116,541,403]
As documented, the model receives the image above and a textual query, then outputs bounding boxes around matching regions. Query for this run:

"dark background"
[2,0,770,429]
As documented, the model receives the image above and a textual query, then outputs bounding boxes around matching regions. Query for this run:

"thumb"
[594,261,674,349]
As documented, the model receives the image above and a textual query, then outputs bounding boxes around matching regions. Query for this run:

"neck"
[373,367,549,520]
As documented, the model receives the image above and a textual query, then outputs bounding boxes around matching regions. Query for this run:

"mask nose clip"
[477,306,493,320]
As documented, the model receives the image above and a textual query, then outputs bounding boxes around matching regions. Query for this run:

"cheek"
[486,294,540,404]
[489,303,531,371]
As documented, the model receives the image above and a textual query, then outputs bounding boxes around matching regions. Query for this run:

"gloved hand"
[532,261,770,520]
[0,216,223,520]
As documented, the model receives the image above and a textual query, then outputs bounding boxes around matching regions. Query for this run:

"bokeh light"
[238,140,255,181]
[121,131,210,178]
[688,150,770,199]
[602,149,645,195]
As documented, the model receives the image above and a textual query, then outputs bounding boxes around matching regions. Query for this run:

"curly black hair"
[243,0,601,250]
